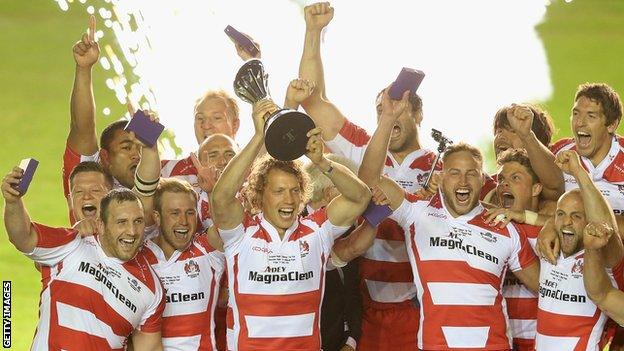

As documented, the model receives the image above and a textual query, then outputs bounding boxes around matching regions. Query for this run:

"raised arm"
[2,167,38,253]
[298,2,347,141]
[506,105,564,200]
[68,15,100,155]
[557,150,623,267]
[211,100,277,229]
[129,109,161,226]
[583,222,624,325]
[305,128,371,226]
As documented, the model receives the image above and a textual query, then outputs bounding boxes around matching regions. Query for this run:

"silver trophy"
[234,59,315,161]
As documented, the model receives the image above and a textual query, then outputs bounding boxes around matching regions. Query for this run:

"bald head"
[198,133,239,170]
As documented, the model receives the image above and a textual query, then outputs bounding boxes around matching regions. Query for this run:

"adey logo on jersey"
[184,260,201,278]
[127,277,142,293]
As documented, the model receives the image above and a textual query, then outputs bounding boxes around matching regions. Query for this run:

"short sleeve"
[388,198,418,231]
[507,225,538,272]
[218,215,256,254]
[24,223,81,266]
[139,278,166,333]
[324,120,370,166]
[307,208,351,254]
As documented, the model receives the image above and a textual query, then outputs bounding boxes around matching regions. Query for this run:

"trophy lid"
[264,109,316,161]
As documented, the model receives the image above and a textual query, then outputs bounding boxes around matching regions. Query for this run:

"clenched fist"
[304,2,334,31]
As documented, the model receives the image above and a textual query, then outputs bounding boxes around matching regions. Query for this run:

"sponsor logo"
[127,277,142,293]
[248,266,314,285]
[430,237,499,265]
[618,184,624,196]
[539,279,586,303]
[479,232,498,243]
[252,246,273,254]
[184,260,201,278]
[299,241,310,257]
[428,212,447,219]
[166,292,205,303]
[78,262,138,313]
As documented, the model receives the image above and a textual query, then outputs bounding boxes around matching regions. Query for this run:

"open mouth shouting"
[391,124,402,139]
[576,131,591,149]
[118,236,138,251]
[455,188,471,204]
[278,208,295,220]
[82,204,98,218]
[173,228,191,241]
[560,228,577,247]
[500,192,515,209]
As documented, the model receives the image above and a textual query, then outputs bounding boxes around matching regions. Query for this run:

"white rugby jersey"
[197,191,214,232]
[536,251,624,351]
[551,137,624,214]
[142,234,225,350]
[389,193,537,350]
[161,156,200,195]
[218,208,349,351]
[26,223,165,351]
[325,119,438,306]
[502,223,541,350]
[62,144,123,224]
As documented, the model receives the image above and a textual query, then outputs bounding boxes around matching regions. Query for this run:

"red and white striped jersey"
[62,144,123,224]
[325,119,438,306]
[502,223,541,350]
[551,137,624,214]
[142,234,225,350]
[218,209,350,351]
[389,193,537,350]
[161,156,200,195]
[197,191,214,232]
[536,252,624,351]
[25,223,165,351]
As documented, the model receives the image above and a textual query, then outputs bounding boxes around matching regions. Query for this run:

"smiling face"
[571,96,617,165]
[441,150,483,217]
[100,198,145,261]
[194,97,239,143]
[154,191,197,257]
[261,169,303,236]
[554,190,586,257]
[69,171,111,221]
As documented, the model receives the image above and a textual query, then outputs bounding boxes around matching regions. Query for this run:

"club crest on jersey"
[571,259,584,277]
[299,240,310,257]
[480,231,498,243]
[417,172,430,186]
[617,184,624,196]
[184,260,201,278]
[127,277,142,293]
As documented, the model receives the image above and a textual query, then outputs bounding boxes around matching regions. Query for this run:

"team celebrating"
[4,2,624,351]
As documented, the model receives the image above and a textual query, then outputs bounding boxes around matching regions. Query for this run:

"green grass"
[1,0,624,349]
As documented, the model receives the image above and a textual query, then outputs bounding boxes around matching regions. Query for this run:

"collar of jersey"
[387,148,429,168]
[147,237,195,266]
[437,189,485,221]
[556,248,585,264]
[93,234,126,264]
[580,136,619,180]
[258,213,299,243]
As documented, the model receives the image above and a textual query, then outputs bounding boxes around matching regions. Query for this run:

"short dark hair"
[100,189,142,223]
[153,178,197,214]
[496,148,539,183]
[100,120,128,152]
[69,161,114,190]
[376,89,423,117]
[493,104,555,147]
[575,83,623,128]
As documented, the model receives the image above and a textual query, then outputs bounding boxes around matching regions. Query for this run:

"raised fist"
[304,2,334,31]
[583,221,615,250]
[555,150,584,177]
[305,127,325,165]
[73,15,100,68]
[286,78,315,106]
[228,31,261,61]
[506,104,534,139]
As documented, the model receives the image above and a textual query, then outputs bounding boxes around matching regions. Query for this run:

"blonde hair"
[154,178,198,213]
[243,154,312,214]
[194,90,240,122]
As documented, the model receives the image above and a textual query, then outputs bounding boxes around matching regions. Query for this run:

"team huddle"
[4,2,624,351]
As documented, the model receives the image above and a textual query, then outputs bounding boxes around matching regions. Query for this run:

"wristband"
[524,210,539,225]
[134,173,159,196]
[321,162,334,176]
